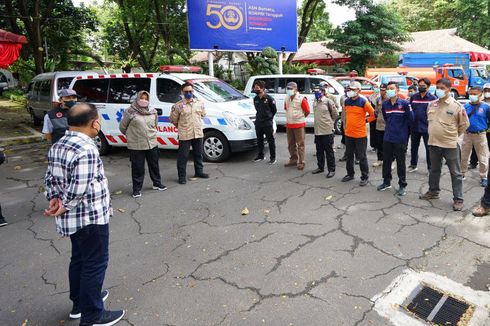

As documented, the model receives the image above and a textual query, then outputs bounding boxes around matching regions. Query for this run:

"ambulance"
[70,66,262,162]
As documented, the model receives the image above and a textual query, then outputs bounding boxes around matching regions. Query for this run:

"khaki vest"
[285,94,306,125]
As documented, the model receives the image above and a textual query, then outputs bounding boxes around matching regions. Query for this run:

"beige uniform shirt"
[119,109,159,150]
[427,96,469,149]
[313,97,339,136]
[170,99,206,141]
[373,95,387,131]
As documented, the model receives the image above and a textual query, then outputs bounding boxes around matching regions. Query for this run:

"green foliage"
[227,79,245,92]
[283,63,318,74]
[245,47,279,75]
[390,0,490,48]
[2,89,27,105]
[298,0,332,42]
[370,53,400,68]
[328,3,410,73]
[8,59,36,86]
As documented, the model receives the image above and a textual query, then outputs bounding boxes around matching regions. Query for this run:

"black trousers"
[369,121,377,149]
[129,147,162,193]
[410,132,431,170]
[315,134,335,172]
[345,136,369,180]
[256,125,276,159]
[177,138,204,179]
[375,130,384,161]
[383,141,407,187]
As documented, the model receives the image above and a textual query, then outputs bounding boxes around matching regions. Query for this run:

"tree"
[304,1,332,42]
[328,3,410,73]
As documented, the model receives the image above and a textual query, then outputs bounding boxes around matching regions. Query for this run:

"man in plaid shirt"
[44,103,124,326]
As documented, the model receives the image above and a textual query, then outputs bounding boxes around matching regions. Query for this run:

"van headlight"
[223,111,251,130]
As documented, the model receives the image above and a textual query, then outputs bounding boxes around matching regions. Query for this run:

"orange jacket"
[344,96,375,138]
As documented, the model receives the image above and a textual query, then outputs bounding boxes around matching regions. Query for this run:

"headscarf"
[127,91,152,117]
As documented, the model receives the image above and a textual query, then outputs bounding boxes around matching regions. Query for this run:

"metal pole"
[208,52,214,77]
[278,52,283,75]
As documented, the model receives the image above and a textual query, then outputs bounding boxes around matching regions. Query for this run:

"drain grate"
[404,284,473,325]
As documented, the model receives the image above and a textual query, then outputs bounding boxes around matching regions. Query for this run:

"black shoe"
[132,191,141,198]
[269,158,277,165]
[79,310,125,326]
[359,179,369,187]
[326,171,335,178]
[312,168,324,174]
[152,184,168,191]
[194,173,209,179]
[253,156,265,162]
[178,179,187,185]
[339,156,347,162]
[0,217,7,227]
[70,290,110,319]
[342,175,354,182]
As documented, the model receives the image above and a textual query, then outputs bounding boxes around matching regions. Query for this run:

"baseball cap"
[348,81,362,90]
[59,88,78,97]
[286,82,298,89]
[483,83,490,90]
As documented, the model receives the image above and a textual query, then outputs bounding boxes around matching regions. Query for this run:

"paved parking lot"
[0,131,489,325]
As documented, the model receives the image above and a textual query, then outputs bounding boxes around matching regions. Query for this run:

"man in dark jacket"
[42,89,79,144]
[252,80,277,164]
[377,82,413,196]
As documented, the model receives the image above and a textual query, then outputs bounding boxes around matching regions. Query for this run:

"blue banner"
[187,0,298,52]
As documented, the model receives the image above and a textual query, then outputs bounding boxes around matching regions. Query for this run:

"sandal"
[472,206,490,217]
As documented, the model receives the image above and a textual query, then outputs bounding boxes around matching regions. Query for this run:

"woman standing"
[120,91,166,197]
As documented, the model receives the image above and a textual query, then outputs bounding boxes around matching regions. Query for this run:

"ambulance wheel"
[203,130,230,162]
[334,117,342,135]
[95,131,111,156]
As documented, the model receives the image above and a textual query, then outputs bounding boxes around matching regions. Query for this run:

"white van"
[0,69,18,94]
[26,71,96,125]
[244,74,345,133]
[70,67,261,162]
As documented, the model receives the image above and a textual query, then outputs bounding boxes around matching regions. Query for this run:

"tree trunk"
[287,0,321,63]
[17,0,44,73]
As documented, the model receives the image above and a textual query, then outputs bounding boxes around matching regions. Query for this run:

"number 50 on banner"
[206,4,244,30]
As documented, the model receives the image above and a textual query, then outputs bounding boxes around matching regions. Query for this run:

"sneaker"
[397,187,407,196]
[341,175,354,182]
[408,165,418,173]
[326,171,335,178]
[178,179,187,185]
[297,164,305,171]
[359,179,369,187]
[253,156,265,162]
[312,168,324,174]
[132,191,141,198]
[419,191,440,200]
[462,174,466,181]
[269,158,277,165]
[0,217,7,227]
[472,206,490,217]
[377,183,392,191]
[453,199,464,211]
[372,161,383,167]
[194,173,209,179]
[70,290,109,319]
[481,179,488,187]
[370,147,377,152]
[79,309,125,326]
[152,184,167,191]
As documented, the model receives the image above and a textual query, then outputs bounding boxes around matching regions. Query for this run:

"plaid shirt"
[45,131,112,236]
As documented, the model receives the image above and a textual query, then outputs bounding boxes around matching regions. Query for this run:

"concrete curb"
[0,124,44,147]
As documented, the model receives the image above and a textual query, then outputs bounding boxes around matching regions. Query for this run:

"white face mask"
[484,92,490,99]
[347,90,357,98]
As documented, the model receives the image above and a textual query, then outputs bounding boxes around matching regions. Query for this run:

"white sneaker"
[372,161,383,167]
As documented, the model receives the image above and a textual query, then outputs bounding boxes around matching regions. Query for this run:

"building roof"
[292,41,348,61]
[401,28,490,54]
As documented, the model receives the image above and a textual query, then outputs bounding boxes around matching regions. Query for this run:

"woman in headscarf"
[119,91,166,197]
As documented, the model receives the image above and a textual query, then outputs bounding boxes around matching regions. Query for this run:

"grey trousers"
[428,145,463,201]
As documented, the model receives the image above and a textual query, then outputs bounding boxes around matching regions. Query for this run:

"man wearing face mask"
[460,87,490,187]
[284,81,310,170]
[44,103,125,326]
[408,78,437,173]
[252,80,277,164]
[372,84,388,167]
[420,78,469,211]
[342,81,376,186]
[377,82,413,196]
[43,89,78,144]
[170,82,208,184]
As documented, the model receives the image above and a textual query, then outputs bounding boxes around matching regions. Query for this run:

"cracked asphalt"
[1,131,489,326]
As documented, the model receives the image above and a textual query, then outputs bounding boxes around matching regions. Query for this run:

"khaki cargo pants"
[461,132,489,179]
[286,127,305,167]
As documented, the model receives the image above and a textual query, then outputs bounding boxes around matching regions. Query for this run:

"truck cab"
[435,65,468,98]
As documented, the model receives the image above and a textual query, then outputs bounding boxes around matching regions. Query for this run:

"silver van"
[0,69,18,94]
[26,71,95,125]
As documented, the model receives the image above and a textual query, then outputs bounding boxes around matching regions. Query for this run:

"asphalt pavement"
[0,131,489,326]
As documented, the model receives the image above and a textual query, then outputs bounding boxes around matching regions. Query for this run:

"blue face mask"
[287,89,295,97]
[435,89,446,99]
[469,95,480,103]
[184,92,193,100]
[386,89,397,98]
[314,91,322,100]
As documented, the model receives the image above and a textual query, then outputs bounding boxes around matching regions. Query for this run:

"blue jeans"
[69,224,109,323]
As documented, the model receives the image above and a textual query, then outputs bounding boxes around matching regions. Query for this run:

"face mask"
[184,92,193,100]
[408,92,415,97]
[287,89,295,97]
[435,89,447,99]
[253,89,261,94]
[386,89,397,98]
[484,92,490,98]
[373,88,380,94]
[64,100,76,108]
[137,99,149,107]
[347,90,357,98]
[93,120,101,137]
[314,91,322,100]
[469,95,480,103]
[418,86,427,93]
